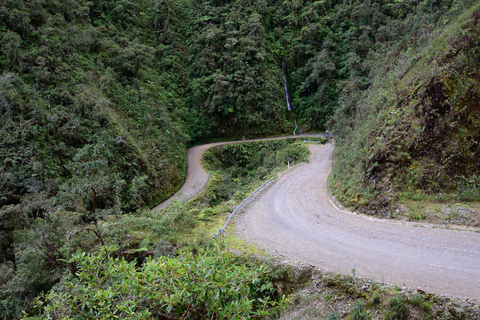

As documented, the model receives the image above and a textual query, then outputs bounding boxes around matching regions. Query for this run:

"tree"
[8,9,30,40]
[153,0,180,42]
[57,141,125,245]
[113,43,153,78]
[0,31,22,69]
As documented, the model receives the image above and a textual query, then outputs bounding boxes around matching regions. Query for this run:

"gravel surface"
[151,138,480,300]
[151,142,214,211]
[151,134,323,211]
[234,144,480,300]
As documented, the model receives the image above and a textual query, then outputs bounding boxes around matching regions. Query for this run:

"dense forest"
[1,0,480,317]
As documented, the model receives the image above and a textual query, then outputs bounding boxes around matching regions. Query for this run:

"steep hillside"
[1,0,479,317]
[330,1,480,216]
[179,0,462,140]
[0,1,190,314]
[2,0,473,220]
[0,0,189,213]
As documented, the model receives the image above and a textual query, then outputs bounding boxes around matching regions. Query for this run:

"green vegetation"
[32,245,287,319]
[330,0,480,215]
[1,138,308,318]
[2,0,480,317]
[0,0,189,213]
[409,294,434,319]
[203,138,310,187]
[283,267,479,319]
[326,313,341,320]
[384,296,409,320]
[349,300,367,320]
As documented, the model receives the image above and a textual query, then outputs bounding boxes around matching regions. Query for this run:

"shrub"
[350,300,368,320]
[409,294,433,319]
[384,296,409,320]
[326,313,341,320]
[35,245,287,319]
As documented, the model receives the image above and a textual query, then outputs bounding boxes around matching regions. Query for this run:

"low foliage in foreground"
[285,269,479,319]
[31,245,287,319]
[0,139,309,318]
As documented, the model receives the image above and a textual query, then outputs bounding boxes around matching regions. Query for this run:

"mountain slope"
[330,1,480,215]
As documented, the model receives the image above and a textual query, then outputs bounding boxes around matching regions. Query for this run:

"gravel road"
[235,143,480,300]
[151,141,218,211]
[151,134,322,211]
[152,138,480,300]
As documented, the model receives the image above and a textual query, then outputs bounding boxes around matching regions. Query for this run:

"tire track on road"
[235,144,480,300]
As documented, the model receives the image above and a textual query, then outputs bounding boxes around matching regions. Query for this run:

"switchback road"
[153,138,480,299]
[235,143,480,299]
[151,134,322,211]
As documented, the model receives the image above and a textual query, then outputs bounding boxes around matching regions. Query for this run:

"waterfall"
[282,60,292,112]
[282,61,299,135]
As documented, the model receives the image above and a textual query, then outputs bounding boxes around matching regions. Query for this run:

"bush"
[349,300,367,320]
[384,296,409,320]
[326,313,341,320]
[35,245,287,319]
[204,139,310,178]
[409,294,433,319]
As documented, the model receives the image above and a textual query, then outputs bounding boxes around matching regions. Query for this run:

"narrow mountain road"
[152,138,480,300]
[152,134,323,211]
[235,144,480,300]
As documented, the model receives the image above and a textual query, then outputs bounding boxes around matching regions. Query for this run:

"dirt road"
[152,142,219,211]
[235,144,480,300]
[152,134,322,211]
[152,138,480,299]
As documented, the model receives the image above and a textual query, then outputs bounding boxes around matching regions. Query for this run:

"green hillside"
[330,1,480,216]
[0,0,190,213]
[1,0,480,317]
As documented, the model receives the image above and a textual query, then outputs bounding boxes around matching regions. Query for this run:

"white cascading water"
[282,60,299,135]
[282,60,292,112]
